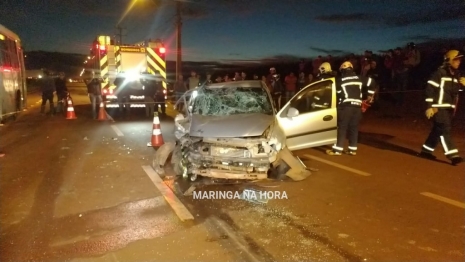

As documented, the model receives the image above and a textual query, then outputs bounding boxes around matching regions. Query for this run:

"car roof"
[206,80,263,89]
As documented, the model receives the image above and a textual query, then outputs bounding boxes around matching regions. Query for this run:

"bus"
[0,24,27,123]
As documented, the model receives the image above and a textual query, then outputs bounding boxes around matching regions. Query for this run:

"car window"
[289,80,332,114]
[192,86,273,116]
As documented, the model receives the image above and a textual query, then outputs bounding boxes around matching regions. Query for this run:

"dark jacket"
[41,76,56,94]
[425,67,462,110]
[87,78,101,95]
[55,77,68,95]
[335,70,376,107]
[140,74,157,97]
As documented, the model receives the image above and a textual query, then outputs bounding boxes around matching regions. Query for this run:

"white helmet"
[319,62,332,74]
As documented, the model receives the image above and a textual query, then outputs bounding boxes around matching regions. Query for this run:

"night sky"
[1,0,464,62]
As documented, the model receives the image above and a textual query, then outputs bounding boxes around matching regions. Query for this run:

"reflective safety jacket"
[425,67,462,109]
[335,71,375,107]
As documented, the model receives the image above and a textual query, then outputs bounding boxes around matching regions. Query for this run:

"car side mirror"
[287,107,299,118]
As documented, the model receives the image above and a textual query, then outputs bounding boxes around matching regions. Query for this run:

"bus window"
[0,38,10,67]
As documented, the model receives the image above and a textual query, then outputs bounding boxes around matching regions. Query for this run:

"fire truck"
[86,35,167,109]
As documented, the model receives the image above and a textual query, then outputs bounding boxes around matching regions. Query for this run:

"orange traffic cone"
[147,112,164,147]
[66,97,77,119]
[98,102,108,121]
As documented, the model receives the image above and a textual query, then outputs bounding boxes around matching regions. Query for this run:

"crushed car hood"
[189,113,274,138]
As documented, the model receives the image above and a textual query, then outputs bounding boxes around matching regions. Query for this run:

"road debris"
[83,136,89,140]
[242,188,269,204]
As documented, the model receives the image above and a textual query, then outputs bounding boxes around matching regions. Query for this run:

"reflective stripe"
[427,80,440,87]
[67,107,74,112]
[445,149,459,155]
[438,79,445,105]
[314,96,320,100]
[348,146,357,150]
[153,129,162,135]
[332,145,343,151]
[440,136,449,153]
[367,90,375,94]
[153,117,160,124]
[432,104,454,108]
[425,98,433,102]
[337,90,342,93]
[343,98,362,103]
[422,145,434,152]
[367,77,372,87]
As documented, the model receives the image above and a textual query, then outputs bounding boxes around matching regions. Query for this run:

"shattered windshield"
[192,86,273,116]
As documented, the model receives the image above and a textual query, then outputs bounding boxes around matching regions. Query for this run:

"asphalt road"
[0,83,464,262]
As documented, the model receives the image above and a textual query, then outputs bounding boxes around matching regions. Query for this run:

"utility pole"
[116,25,126,45]
[176,1,182,80]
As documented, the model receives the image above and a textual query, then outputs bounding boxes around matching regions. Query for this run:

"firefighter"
[316,62,337,80]
[326,61,376,156]
[418,50,464,165]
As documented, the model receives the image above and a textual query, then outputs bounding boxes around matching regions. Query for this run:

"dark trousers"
[421,109,459,159]
[41,92,54,114]
[154,94,166,114]
[333,106,362,152]
[393,71,408,106]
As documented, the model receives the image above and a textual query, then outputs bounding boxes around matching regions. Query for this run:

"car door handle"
[323,115,333,121]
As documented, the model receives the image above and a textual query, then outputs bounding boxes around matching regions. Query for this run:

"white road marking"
[303,154,372,176]
[142,165,194,221]
[111,125,124,136]
[420,192,465,209]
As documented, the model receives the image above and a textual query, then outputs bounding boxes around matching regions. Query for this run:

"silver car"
[173,79,337,181]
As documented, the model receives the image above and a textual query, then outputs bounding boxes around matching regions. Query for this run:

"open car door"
[276,79,337,151]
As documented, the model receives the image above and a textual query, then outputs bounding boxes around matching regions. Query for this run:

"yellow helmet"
[339,61,353,71]
[319,62,332,74]
[444,50,463,63]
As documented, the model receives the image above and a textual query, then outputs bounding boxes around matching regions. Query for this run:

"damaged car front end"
[172,81,287,181]
[166,80,309,182]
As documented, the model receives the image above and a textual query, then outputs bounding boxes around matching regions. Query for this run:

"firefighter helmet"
[444,50,463,63]
[319,62,332,74]
[339,61,353,72]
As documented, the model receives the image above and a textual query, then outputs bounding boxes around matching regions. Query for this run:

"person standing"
[188,71,199,89]
[87,77,102,119]
[55,72,68,113]
[173,75,188,111]
[326,61,376,156]
[284,72,297,103]
[140,72,157,117]
[418,50,464,165]
[40,70,56,115]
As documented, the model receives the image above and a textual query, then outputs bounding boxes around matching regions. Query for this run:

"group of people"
[291,49,464,166]
[39,70,68,115]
